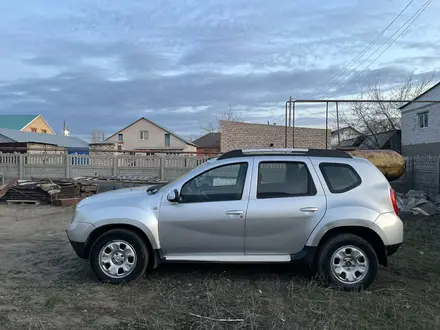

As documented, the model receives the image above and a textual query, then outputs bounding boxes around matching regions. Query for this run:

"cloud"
[0,0,439,139]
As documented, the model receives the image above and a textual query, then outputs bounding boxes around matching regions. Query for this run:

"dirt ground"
[0,205,439,330]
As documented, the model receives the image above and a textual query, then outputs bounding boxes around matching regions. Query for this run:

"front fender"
[80,205,161,249]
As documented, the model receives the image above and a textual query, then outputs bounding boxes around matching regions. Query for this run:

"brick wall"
[220,121,330,151]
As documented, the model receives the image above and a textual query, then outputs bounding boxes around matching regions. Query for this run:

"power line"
[310,0,414,98]
[328,0,432,97]
[292,0,416,120]
[330,0,432,97]
[278,0,430,124]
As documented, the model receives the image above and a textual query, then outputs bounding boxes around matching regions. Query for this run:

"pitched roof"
[106,117,196,146]
[338,130,400,150]
[399,81,440,110]
[338,136,364,148]
[0,128,88,149]
[331,126,361,136]
[359,130,400,149]
[192,133,221,148]
[0,115,39,130]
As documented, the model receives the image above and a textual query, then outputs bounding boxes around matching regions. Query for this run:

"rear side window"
[257,161,317,199]
[319,163,361,193]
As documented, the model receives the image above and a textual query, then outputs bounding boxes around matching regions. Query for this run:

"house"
[0,128,88,154]
[0,115,55,134]
[193,133,221,156]
[220,120,330,151]
[105,117,197,154]
[336,130,401,153]
[400,81,440,156]
[358,130,401,152]
[331,127,361,149]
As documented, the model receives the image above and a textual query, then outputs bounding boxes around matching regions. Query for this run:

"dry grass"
[0,205,439,329]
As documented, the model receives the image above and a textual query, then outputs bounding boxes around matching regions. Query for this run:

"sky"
[0,0,439,140]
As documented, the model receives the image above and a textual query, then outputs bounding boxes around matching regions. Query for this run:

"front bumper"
[68,238,88,259]
[66,221,95,259]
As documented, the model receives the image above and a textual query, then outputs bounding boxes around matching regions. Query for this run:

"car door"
[158,160,253,257]
[245,157,327,255]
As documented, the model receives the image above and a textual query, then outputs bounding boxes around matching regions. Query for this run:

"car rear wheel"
[317,234,378,291]
[89,229,149,284]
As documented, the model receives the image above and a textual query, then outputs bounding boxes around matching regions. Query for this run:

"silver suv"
[67,148,403,290]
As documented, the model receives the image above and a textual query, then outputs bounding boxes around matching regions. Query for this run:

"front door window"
[180,163,248,203]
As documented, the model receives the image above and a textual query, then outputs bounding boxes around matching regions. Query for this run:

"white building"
[105,117,196,154]
[400,82,440,156]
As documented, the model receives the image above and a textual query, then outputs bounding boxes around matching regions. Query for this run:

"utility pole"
[63,120,70,136]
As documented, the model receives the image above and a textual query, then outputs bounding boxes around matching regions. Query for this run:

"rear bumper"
[371,212,404,246]
[386,243,402,257]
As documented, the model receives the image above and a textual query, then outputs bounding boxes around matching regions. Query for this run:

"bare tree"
[90,129,105,143]
[187,134,202,143]
[200,106,242,133]
[340,72,434,148]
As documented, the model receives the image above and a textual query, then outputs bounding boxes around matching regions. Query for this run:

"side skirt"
[152,247,317,267]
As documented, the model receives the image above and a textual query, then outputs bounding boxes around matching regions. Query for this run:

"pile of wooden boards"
[0,178,99,206]
[0,179,18,200]
[1,175,162,206]
[3,182,54,204]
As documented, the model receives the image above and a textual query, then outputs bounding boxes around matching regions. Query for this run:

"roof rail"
[242,148,309,154]
[217,148,351,160]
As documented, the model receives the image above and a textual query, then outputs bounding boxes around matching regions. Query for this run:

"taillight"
[390,188,399,216]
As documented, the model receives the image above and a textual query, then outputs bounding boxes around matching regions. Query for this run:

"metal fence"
[391,155,440,195]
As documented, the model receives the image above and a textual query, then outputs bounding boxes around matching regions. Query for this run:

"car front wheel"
[89,229,149,284]
[317,234,378,291]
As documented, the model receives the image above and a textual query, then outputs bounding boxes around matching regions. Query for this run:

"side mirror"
[167,189,180,203]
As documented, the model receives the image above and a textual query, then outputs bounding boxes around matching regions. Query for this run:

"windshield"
[149,158,217,194]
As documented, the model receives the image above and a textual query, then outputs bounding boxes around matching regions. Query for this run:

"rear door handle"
[225,210,244,218]
[300,207,319,213]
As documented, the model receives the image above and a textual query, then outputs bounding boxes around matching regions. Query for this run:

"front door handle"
[225,210,244,218]
[300,207,319,214]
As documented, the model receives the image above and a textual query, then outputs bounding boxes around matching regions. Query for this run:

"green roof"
[0,115,39,130]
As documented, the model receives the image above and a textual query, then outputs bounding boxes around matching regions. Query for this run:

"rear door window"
[319,163,361,193]
[257,161,317,199]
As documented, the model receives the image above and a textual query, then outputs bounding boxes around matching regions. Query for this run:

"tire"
[89,229,149,284]
[316,233,378,291]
